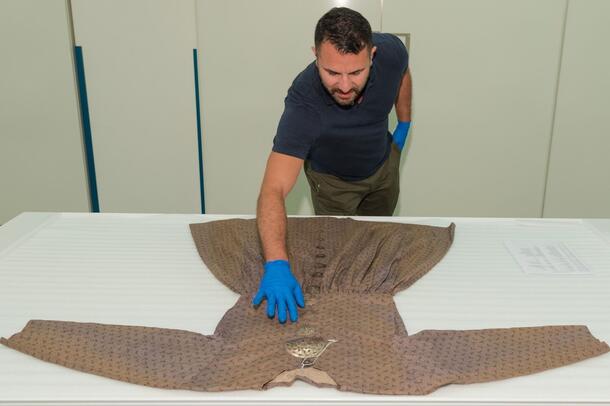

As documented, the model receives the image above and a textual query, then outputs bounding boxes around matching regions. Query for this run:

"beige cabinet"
[70,0,202,213]
[4,0,610,219]
[382,0,566,217]
[0,0,89,224]
[543,0,610,218]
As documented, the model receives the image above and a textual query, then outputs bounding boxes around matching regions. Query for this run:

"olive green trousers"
[304,143,401,216]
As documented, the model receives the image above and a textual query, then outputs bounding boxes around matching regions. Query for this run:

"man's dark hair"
[314,7,373,54]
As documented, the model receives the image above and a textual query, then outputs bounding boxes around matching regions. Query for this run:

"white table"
[1,212,609,406]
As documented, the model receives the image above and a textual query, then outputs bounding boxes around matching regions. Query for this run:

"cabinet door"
[543,0,610,218]
[196,0,381,215]
[383,0,565,217]
[0,0,89,224]
[71,0,202,213]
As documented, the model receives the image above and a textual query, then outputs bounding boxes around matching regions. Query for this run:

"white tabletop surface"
[1,212,609,406]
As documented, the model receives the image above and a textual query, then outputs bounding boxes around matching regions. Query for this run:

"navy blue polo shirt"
[272,33,408,181]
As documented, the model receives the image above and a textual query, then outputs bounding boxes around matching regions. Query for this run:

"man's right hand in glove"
[252,259,305,323]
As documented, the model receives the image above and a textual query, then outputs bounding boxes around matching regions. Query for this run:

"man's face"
[314,41,376,106]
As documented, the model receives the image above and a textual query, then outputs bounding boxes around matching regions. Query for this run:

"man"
[253,7,411,323]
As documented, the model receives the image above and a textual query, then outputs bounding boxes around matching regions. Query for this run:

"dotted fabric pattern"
[190,218,456,296]
[2,218,608,394]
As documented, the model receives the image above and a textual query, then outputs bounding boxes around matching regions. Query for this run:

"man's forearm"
[395,69,412,122]
[256,190,288,261]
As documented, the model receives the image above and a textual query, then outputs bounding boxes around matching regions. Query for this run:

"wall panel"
[383,0,566,216]
[0,0,89,224]
[71,0,201,213]
[543,0,610,218]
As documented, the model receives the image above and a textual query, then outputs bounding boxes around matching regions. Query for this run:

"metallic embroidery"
[285,336,338,368]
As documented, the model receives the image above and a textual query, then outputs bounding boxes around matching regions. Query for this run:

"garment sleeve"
[385,33,409,74]
[1,320,223,390]
[401,325,609,394]
[272,96,321,160]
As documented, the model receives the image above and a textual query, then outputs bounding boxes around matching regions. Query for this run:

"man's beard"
[326,85,364,106]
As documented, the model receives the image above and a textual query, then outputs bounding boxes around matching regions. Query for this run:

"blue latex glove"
[392,121,411,151]
[252,260,305,323]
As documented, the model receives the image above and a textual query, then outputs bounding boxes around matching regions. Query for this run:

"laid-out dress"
[2,218,608,394]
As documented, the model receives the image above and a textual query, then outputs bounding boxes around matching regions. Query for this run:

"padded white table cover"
[1,212,609,406]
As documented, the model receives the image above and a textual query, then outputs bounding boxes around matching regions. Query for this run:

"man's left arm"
[392,68,412,150]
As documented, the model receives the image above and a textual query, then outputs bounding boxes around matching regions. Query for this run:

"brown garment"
[2,218,608,395]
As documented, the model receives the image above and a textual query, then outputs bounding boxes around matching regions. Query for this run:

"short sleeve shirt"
[272,33,408,181]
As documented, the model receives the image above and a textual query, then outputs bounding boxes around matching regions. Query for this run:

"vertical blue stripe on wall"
[193,49,206,214]
[74,46,100,213]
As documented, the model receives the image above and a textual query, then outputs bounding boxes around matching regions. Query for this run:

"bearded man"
[254,7,412,323]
